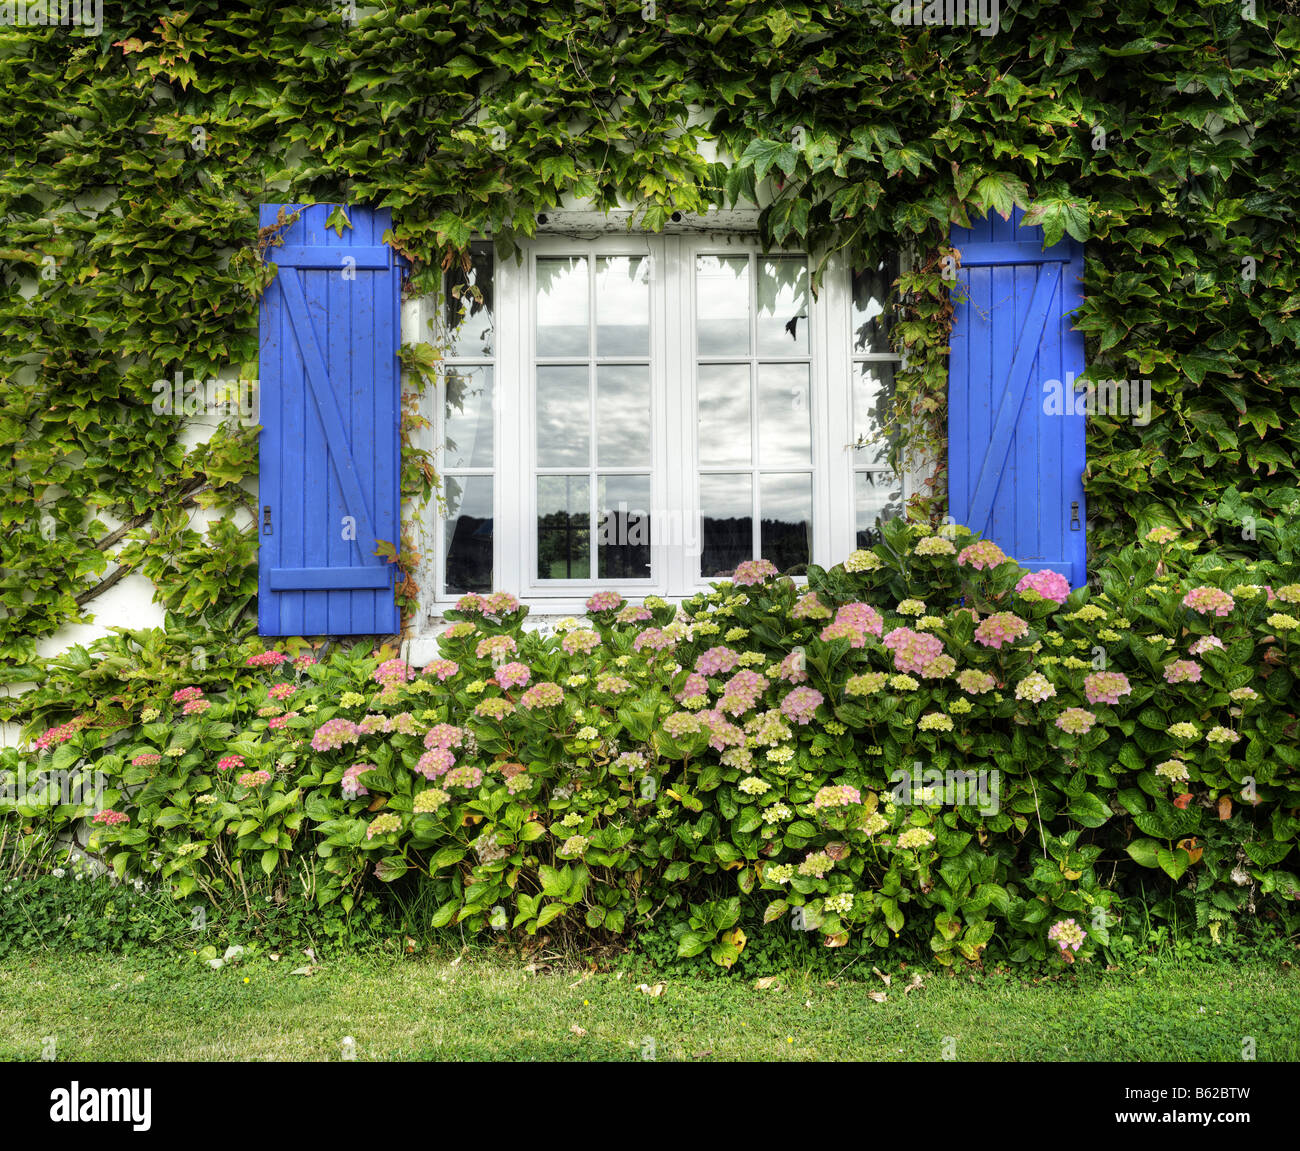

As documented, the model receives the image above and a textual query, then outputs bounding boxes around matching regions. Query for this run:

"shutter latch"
[1069,501,1081,531]
[263,505,273,535]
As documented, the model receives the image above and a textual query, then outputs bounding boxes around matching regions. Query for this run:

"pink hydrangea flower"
[561,629,602,655]
[836,602,884,638]
[268,712,298,731]
[268,683,295,701]
[1083,671,1132,706]
[455,593,487,613]
[883,627,946,674]
[237,770,272,788]
[374,658,416,684]
[792,592,833,621]
[246,650,288,667]
[341,764,373,799]
[719,670,769,716]
[731,559,779,586]
[484,592,519,615]
[1163,660,1202,685]
[426,658,460,681]
[445,765,485,789]
[423,724,465,751]
[1182,586,1234,617]
[1054,708,1097,735]
[416,748,456,779]
[131,753,161,766]
[91,809,129,826]
[777,650,809,683]
[697,709,745,751]
[1015,569,1071,605]
[310,717,361,752]
[1188,636,1223,656]
[632,628,674,653]
[183,699,211,715]
[616,604,652,623]
[813,784,861,809]
[586,591,624,613]
[476,634,517,661]
[520,682,564,709]
[780,686,825,725]
[956,669,997,694]
[974,612,1029,650]
[33,716,88,751]
[172,686,203,704]
[695,646,741,676]
[294,654,317,669]
[494,661,531,691]
[957,539,1008,571]
[217,754,245,771]
[676,673,710,704]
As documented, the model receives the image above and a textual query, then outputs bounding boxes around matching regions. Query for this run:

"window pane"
[756,256,809,355]
[598,474,651,580]
[537,475,590,579]
[536,365,589,467]
[698,363,751,466]
[852,361,896,467]
[855,470,904,548]
[536,257,588,356]
[443,366,493,468]
[596,256,650,356]
[700,473,752,578]
[851,257,897,355]
[758,362,811,466]
[596,364,650,467]
[444,242,494,358]
[444,475,493,594]
[760,472,812,573]
[696,255,750,355]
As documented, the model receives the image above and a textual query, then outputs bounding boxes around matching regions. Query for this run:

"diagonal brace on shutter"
[277,267,382,557]
[965,262,1061,535]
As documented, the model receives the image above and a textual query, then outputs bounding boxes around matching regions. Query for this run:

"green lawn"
[1,948,1297,1061]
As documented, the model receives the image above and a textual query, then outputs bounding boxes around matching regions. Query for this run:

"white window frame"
[413,227,907,624]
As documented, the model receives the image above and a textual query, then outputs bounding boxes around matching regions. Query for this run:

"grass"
[1,946,1297,1061]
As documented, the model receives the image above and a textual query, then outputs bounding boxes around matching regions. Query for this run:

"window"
[430,233,902,609]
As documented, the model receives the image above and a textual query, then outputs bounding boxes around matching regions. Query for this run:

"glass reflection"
[700,473,752,578]
[536,257,589,356]
[444,475,493,594]
[696,255,750,355]
[536,365,590,467]
[758,363,811,466]
[598,474,651,580]
[596,256,650,356]
[760,472,812,573]
[596,365,650,468]
[855,470,904,547]
[756,256,809,355]
[443,366,493,469]
[444,242,494,358]
[537,475,590,579]
[698,363,751,466]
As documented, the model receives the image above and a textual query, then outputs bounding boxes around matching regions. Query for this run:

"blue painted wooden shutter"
[948,208,1087,587]
[258,204,403,636]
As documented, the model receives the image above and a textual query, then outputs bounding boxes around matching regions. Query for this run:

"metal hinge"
[263,506,273,535]
[1069,501,1081,531]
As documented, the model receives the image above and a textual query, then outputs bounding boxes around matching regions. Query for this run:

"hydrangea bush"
[7,518,1300,967]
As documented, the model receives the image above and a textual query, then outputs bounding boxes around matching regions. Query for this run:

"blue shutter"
[258,204,403,636]
[948,208,1087,587]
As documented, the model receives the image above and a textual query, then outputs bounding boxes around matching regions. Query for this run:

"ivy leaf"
[323,205,351,238]
[740,138,799,182]
[974,173,1030,221]
[1022,194,1090,244]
